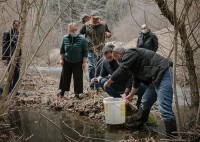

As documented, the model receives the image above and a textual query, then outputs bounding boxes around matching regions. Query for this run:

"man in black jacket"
[104,46,177,138]
[137,24,158,52]
[92,43,146,107]
[2,20,21,93]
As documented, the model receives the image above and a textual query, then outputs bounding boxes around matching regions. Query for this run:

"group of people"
[1,11,177,139]
[58,11,177,138]
[58,11,111,98]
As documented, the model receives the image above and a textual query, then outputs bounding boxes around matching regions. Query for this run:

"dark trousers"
[59,60,83,94]
[0,87,3,95]
[9,62,20,93]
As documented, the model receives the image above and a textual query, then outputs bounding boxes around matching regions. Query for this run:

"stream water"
[9,110,136,142]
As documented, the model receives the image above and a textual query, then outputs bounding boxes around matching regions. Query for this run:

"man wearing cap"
[80,14,90,24]
[80,10,111,90]
[78,14,90,33]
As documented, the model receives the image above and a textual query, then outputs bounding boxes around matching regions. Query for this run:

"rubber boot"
[164,119,177,139]
[75,94,81,100]
[57,91,64,98]
[125,107,150,130]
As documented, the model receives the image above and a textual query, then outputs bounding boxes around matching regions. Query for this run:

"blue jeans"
[88,51,103,89]
[141,67,176,120]
[100,77,147,107]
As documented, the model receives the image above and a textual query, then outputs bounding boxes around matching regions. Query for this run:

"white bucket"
[103,97,126,124]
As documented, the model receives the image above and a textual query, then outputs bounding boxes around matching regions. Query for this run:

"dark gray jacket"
[2,29,20,61]
[137,30,158,52]
[100,59,132,89]
[111,48,172,88]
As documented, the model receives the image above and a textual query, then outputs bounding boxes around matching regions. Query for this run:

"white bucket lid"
[103,97,125,104]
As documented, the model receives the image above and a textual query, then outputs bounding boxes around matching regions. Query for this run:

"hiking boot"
[57,91,64,98]
[75,94,81,100]
[125,121,145,130]
[164,119,177,139]
[16,92,20,96]
[96,87,102,92]
[125,107,150,130]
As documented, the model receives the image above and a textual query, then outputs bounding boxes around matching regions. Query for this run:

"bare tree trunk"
[155,0,199,118]
[0,0,28,113]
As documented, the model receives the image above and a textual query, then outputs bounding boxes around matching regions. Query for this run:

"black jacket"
[100,59,132,89]
[137,30,158,52]
[2,29,20,61]
[111,48,173,88]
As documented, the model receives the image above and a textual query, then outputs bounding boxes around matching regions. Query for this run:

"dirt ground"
[12,71,140,123]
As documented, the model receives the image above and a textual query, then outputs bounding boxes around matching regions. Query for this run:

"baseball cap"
[90,11,101,19]
[80,14,89,22]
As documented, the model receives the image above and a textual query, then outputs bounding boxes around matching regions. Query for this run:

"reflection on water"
[9,110,128,142]
[9,108,192,141]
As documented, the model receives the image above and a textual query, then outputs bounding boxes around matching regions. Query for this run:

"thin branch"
[25,134,34,141]
[127,0,141,28]
[16,134,24,142]
[62,121,113,142]
[40,114,76,142]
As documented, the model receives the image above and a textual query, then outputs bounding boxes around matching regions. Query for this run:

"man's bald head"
[141,24,148,30]
[112,46,125,61]
[141,24,149,34]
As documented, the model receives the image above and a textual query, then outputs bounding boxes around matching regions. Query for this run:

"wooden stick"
[62,121,112,142]
[40,113,76,142]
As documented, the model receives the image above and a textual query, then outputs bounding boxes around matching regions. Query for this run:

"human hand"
[124,94,133,104]
[103,80,111,90]
[121,93,127,99]
[82,62,87,70]
[59,59,64,66]
[105,32,111,38]
[91,78,99,84]
[120,93,129,105]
